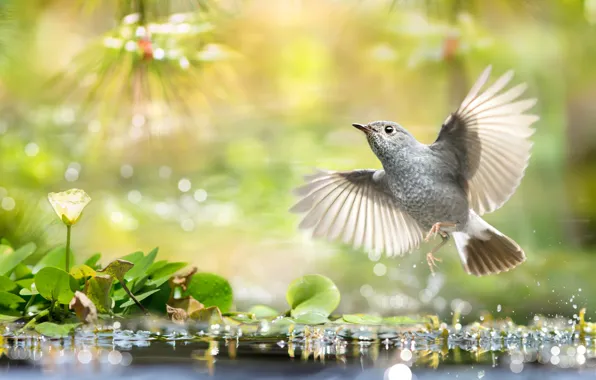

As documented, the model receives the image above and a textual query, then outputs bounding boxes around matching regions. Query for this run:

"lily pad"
[342,314,383,325]
[0,275,16,292]
[383,316,425,325]
[98,259,134,282]
[69,265,96,280]
[0,243,36,276]
[32,246,75,274]
[35,267,77,304]
[248,305,279,319]
[83,275,113,313]
[183,272,233,313]
[292,311,329,325]
[0,291,25,307]
[286,274,340,320]
[35,322,80,338]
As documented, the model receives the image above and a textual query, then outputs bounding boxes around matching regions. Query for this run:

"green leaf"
[124,247,158,281]
[0,275,17,292]
[0,291,25,307]
[189,305,224,324]
[0,314,19,322]
[0,238,12,246]
[12,264,32,280]
[147,262,187,286]
[69,265,96,280]
[342,314,383,325]
[183,272,233,313]
[17,278,38,296]
[119,288,161,308]
[84,253,102,268]
[292,311,329,325]
[32,246,75,274]
[83,275,113,313]
[286,274,340,320]
[248,305,279,319]
[97,259,134,282]
[0,243,36,276]
[119,251,144,265]
[383,316,425,325]
[223,312,257,323]
[147,260,169,274]
[34,267,77,304]
[35,322,79,338]
[0,244,12,256]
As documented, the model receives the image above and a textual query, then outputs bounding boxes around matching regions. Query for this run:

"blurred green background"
[0,0,595,323]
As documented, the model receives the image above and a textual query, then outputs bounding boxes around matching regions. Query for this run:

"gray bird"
[290,66,538,276]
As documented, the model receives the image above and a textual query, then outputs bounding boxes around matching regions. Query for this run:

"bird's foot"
[424,222,456,242]
[426,252,442,275]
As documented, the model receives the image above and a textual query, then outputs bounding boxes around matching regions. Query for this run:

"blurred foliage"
[0,0,595,324]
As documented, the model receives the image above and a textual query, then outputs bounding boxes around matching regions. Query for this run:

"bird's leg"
[424,222,457,242]
[426,232,450,275]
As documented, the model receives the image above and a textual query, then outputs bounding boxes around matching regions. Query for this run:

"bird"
[290,66,538,276]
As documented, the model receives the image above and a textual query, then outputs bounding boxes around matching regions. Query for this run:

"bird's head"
[352,121,415,161]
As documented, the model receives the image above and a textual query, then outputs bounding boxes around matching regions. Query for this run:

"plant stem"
[19,308,50,333]
[65,225,72,273]
[22,294,36,316]
[120,281,149,315]
[64,225,72,314]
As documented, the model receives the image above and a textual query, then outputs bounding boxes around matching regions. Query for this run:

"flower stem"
[65,225,72,273]
[120,281,149,315]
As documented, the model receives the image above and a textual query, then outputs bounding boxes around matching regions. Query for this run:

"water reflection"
[0,316,595,379]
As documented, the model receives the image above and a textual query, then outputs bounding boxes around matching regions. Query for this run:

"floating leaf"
[292,311,329,325]
[342,314,383,325]
[0,291,25,307]
[167,296,204,315]
[69,265,96,280]
[0,243,36,276]
[286,274,340,320]
[97,259,134,282]
[84,275,113,313]
[0,275,16,292]
[183,272,233,313]
[32,246,76,274]
[124,247,158,281]
[166,305,188,324]
[189,306,224,324]
[35,322,80,338]
[383,316,425,325]
[84,253,102,268]
[35,267,77,304]
[0,314,19,323]
[119,288,161,308]
[69,291,98,324]
[248,305,279,319]
[224,312,257,323]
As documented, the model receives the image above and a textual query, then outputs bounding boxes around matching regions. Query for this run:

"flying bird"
[290,66,538,276]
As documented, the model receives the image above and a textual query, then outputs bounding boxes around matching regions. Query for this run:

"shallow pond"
[1,316,595,379]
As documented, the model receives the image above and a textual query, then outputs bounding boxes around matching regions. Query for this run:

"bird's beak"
[352,123,372,134]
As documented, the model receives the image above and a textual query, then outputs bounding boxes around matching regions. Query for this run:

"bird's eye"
[384,125,395,134]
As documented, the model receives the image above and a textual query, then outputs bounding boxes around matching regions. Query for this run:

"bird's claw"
[426,252,442,275]
[424,223,442,242]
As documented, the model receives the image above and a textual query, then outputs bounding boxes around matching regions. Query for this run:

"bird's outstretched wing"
[431,66,539,215]
[290,169,424,256]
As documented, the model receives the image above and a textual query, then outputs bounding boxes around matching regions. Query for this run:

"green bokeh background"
[0,0,595,323]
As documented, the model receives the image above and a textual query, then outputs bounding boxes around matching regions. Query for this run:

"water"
[1,316,595,379]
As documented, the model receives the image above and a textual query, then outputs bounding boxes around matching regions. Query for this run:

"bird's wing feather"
[290,169,424,256]
[431,66,539,215]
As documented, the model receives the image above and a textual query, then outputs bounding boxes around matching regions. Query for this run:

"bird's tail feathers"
[452,211,525,276]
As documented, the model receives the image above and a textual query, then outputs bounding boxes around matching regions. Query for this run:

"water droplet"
[497,304,502,312]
